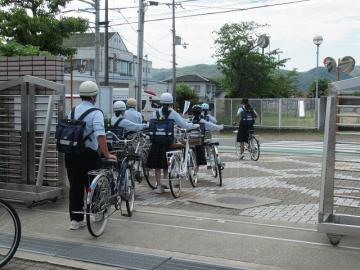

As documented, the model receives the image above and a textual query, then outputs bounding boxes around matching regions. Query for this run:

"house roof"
[163,74,215,84]
[62,32,117,48]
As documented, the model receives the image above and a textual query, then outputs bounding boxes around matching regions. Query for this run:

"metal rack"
[0,76,65,205]
[318,77,360,246]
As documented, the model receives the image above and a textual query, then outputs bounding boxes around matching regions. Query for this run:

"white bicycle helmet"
[201,103,210,110]
[79,81,99,97]
[160,93,173,104]
[113,100,126,112]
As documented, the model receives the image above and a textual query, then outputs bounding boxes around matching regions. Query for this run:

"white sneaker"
[239,154,245,160]
[69,220,86,230]
[154,186,164,194]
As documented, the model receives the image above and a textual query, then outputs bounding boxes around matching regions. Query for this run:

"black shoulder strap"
[114,117,124,127]
[78,108,103,121]
[70,107,76,120]
[156,110,160,120]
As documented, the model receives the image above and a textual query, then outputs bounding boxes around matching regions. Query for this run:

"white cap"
[79,81,99,97]
[160,93,173,104]
[127,98,137,108]
[113,100,126,111]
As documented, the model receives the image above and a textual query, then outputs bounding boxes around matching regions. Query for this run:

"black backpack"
[240,109,256,126]
[149,110,175,145]
[107,118,125,139]
[55,107,102,154]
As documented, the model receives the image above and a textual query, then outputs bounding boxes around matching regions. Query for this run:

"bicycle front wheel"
[249,136,260,161]
[234,141,241,159]
[168,156,181,198]
[86,174,111,237]
[208,145,218,178]
[188,149,198,187]
[0,199,21,268]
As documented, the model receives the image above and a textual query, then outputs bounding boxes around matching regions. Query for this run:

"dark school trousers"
[65,148,99,222]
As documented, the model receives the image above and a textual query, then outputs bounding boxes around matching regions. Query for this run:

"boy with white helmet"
[147,92,199,194]
[124,98,142,124]
[65,81,116,230]
[111,100,147,134]
[201,102,217,124]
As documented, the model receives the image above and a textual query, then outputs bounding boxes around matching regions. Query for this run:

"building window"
[115,60,132,76]
[192,85,200,92]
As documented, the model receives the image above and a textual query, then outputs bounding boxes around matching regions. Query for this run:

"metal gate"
[319,77,360,246]
[0,76,65,205]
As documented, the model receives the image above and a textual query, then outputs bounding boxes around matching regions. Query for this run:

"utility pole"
[172,0,176,104]
[94,0,100,87]
[104,0,109,86]
[136,0,145,112]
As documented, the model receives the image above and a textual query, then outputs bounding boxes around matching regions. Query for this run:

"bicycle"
[85,131,136,237]
[204,139,224,186]
[0,199,21,268]
[235,129,260,161]
[166,127,198,198]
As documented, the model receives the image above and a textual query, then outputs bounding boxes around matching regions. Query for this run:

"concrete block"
[20,66,33,71]
[33,66,46,71]
[7,56,20,62]
[0,66,7,71]
[20,61,33,66]
[32,56,46,61]
[33,71,46,76]
[0,62,7,67]
[46,60,56,66]
[45,70,56,76]
[45,65,56,71]
[7,61,19,67]
[7,66,20,71]
[7,71,20,76]
[33,60,46,66]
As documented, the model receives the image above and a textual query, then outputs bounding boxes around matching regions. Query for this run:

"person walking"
[191,104,223,166]
[147,93,199,194]
[201,103,217,124]
[124,98,142,124]
[64,81,116,230]
[111,101,147,134]
[236,98,257,160]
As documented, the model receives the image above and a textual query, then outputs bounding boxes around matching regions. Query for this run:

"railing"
[215,98,321,129]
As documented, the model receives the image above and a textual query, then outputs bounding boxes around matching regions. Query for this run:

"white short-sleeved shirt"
[152,108,196,129]
[111,116,147,132]
[68,101,105,151]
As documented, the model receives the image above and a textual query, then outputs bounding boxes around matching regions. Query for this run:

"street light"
[313,35,323,98]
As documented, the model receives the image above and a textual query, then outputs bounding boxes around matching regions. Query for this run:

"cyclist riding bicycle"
[191,104,223,166]
[201,103,217,124]
[236,98,257,160]
[147,93,199,194]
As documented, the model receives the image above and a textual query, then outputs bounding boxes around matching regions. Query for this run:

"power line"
[110,0,311,27]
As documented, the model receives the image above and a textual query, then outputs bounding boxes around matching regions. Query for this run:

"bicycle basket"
[111,139,141,159]
[189,129,203,146]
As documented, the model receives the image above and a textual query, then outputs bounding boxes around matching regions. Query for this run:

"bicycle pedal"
[206,165,212,170]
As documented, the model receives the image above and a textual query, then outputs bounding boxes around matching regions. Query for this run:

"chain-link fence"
[215,98,320,129]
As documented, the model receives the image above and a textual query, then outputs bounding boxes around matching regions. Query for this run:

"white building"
[164,74,218,103]
[62,32,152,96]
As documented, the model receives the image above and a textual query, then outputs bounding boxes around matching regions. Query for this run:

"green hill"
[152,64,359,92]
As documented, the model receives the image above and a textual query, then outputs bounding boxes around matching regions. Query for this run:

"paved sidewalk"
[3,258,79,270]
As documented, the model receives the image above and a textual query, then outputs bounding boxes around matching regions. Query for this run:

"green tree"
[0,0,88,56]
[308,79,331,97]
[175,83,199,112]
[214,22,294,98]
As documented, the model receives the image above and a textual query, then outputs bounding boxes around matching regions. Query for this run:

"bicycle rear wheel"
[208,145,219,178]
[143,150,156,189]
[168,156,181,198]
[249,136,260,161]
[86,174,111,237]
[125,166,135,217]
[188,149,198,187]
[0,199,21,268]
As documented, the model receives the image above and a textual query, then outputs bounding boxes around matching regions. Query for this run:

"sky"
[62,0,360,71]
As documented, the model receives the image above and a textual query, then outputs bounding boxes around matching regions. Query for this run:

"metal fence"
[215,98,320,129]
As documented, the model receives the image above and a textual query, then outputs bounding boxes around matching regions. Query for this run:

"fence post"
[214,98,217,122]
[260,99,263,125]
[278,98,282,128]
[230,99,233,126]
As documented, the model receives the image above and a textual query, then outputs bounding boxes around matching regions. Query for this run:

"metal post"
[316,44,319,98]
[172,0,176,105]
[70,55,73,109]
[104,0,109,86]
[260,100,263,125]
[230,99,233,126]
[136,0,145,112]
[278,98,282,128]
[95,0,100,86]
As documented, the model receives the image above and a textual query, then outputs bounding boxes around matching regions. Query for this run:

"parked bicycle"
[235,129,260,161]
[0,199,21,268]
[85,131,136,237]
[166,127,198,198]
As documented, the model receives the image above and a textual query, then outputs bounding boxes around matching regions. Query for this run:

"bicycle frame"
[166,129,191,180]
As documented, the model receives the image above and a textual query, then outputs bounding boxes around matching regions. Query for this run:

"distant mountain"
[152,64,360,92]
